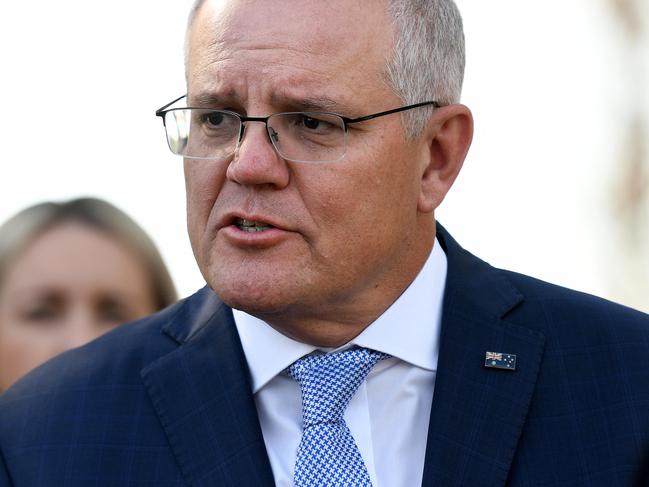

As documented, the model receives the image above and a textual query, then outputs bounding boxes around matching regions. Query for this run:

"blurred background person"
[0,197,177,393]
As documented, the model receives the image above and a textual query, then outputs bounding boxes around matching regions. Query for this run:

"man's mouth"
[234,218,274,233]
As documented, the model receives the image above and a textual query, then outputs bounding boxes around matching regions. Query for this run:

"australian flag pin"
[484,351,516,371]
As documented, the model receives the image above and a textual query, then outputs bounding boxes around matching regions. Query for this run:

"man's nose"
[226,122,290,188]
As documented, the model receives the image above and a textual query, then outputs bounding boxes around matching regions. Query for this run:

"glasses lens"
[164,109,240,159]
[268,112,346,163]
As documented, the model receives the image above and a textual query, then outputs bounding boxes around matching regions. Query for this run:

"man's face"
[185,0,436,339]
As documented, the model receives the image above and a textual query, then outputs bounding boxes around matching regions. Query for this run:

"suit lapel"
[421,226,546,486]
[141,288,275,487]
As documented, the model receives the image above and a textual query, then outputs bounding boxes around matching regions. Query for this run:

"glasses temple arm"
[155,94,188,117]
[343,101,441,125]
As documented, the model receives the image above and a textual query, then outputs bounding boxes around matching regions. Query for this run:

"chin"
[208,270,298,316]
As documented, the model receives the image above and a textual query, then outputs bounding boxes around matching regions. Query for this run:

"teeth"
[235,218,273,232]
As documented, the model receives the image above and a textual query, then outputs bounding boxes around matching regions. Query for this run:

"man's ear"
[417,104,473,213]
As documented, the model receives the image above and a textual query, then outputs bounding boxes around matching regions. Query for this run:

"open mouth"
[234,218,274,233]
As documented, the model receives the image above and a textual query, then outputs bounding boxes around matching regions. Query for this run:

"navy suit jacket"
[1,225,649,486]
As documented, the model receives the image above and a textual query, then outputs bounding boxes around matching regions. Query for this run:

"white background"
[0,1,647,310]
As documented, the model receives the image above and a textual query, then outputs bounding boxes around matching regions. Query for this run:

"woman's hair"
[0,197,177,310]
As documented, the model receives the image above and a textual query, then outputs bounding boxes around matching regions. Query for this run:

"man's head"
[186,0,466,138]
[181,0,472,345]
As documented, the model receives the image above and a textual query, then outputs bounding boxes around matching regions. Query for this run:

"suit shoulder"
[500,268,649,339]
[0,295,188,413]
[0,293,209,485]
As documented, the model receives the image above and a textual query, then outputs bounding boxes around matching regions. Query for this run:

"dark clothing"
[1,225,648,486]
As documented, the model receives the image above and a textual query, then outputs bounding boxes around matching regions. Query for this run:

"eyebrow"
[187,92,226,107]
[271,93,354,114]
[274,95,341,112]
[188,91,354,115]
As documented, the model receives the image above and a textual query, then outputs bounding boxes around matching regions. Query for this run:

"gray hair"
[0,198,178,310]
[385,0,465,138]
[186,0,465,138]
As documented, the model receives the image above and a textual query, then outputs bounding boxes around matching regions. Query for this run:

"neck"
[253,229,436,347]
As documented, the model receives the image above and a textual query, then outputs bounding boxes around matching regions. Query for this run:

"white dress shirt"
[233,239,447,487]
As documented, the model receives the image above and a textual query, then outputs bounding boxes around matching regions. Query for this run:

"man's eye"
[301,116,322,130]
[204,112,225,127]
[297,114,335,132]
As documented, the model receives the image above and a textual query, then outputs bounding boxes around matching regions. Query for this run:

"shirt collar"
[233,238,447,393]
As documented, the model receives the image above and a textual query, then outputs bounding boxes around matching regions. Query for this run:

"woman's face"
[0,222,157,392]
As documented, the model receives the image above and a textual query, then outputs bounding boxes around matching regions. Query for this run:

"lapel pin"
[484,351,516,371]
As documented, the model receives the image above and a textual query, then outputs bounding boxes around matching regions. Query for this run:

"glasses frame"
[155,94,442,161]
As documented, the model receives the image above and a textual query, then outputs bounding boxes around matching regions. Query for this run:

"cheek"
[184,161,227,241]
[313,152,419,259]
[302,170,388,262]
[314,157,414,226]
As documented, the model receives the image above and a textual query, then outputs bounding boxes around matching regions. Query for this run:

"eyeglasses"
[155,95,441,163]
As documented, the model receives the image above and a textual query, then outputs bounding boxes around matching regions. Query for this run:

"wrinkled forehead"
[186,0,395,105]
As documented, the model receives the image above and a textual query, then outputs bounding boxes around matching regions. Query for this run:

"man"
[1,0,648,485]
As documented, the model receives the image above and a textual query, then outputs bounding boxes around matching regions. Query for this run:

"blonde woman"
[0,197,176,392]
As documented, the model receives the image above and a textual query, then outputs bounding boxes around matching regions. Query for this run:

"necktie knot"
[287,347,389,428]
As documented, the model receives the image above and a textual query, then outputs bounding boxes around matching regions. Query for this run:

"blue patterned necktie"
[286,347,389,487]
